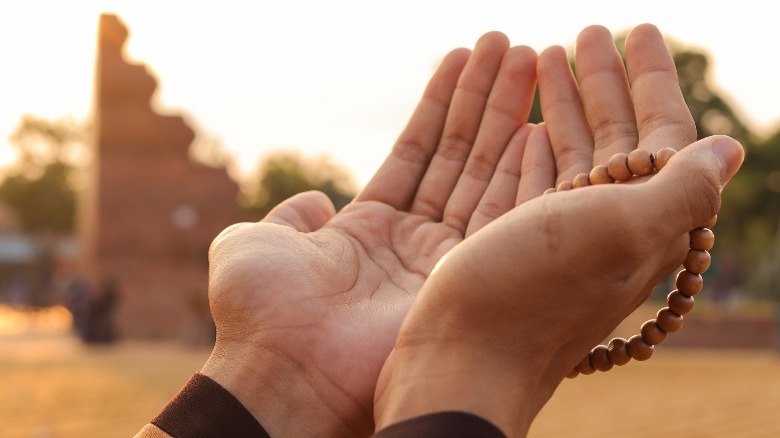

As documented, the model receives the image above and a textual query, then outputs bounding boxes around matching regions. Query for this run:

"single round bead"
[607,152,632,182]
[667,289,695,316]
[654,147,677,171]
[566,367,580,379]
[575,354,596,375]
[557,180,573,191]
[589,164,614,185]
[627,149,654,176]
[640,319,668,345]
[656,307,684,333]
[627,334,654,361]
[572,172,591,188]
[607,337,632,366]
[683,250,711,274]
[700,215,718,229]
[676,270,703,296]
[543,187,557,195]
[690,228,715,251]
[590,345,614,372]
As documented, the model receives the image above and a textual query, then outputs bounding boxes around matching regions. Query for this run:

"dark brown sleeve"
[373,411,507,438]
[151,373,270,438]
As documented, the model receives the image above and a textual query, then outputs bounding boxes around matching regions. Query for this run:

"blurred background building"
[0,14,356,344]
[77,14,249,342]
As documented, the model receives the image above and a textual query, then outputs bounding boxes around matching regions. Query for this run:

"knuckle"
[684,166,721,222]
[463,152,496,182]
[392,138,433,164]
[591,119,638,149]
[473,199,506,223]
[438,131,474,162]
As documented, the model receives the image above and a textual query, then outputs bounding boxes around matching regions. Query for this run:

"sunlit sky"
[1,1,777,187]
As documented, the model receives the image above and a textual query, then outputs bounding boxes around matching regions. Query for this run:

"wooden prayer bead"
[667,290,695,316]
[639,319,667,345]
[607,337,632,366]
[572,172,591,188]
[590,345,614,372]
[656,307,684,333]
[575,354,596,375]
[654,147,676,171]
[560,149,718,377]
[701,215,718,229]
[640,319,668,345]
[683,250,711,274]
[543,187,557,195]
[627,149,654,176]
[689,228,715,251]
[627,334,654,361]
[607,152,632,182]
[675,270,703,296]
[557,180,573,191]
[589,164,614,185]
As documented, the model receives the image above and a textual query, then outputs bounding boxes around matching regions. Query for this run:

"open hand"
[200,31,547,437]
[374,134,744,438]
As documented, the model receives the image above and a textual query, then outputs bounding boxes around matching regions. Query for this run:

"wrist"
[373,339,547,437]
[200,339,364,437]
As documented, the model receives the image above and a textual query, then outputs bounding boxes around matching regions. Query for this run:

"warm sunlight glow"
[1,1,778,186]
[0,305,73,334]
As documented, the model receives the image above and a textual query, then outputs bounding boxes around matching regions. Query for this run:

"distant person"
[134,24,744,437]
[86,277,119,343]
[64,273,92,341]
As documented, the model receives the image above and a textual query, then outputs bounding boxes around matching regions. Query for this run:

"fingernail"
[711,136,744,183]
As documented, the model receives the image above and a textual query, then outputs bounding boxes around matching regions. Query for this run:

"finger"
[574,25,638,165]
[262,190,337,232]
[465,124,533,237]
[537,45,593,184]
[356,47,471,209]
[516,123,556,205]
[445,45,538,233]
[410,32,510,220]
[643,135,743,238]
[625,23,696,152]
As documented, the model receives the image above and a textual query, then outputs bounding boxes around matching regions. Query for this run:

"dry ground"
[1,331,779,437]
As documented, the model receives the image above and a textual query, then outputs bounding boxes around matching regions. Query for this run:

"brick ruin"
[79,14,249,341]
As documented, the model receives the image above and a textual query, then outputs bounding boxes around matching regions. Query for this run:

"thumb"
[646,135,744,236]
[262,190,337,232]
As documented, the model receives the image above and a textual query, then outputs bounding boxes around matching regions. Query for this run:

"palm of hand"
[209,198,465,430]
[204,33,545,436]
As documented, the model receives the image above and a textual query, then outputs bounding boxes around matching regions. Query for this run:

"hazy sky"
[1,1,777,187]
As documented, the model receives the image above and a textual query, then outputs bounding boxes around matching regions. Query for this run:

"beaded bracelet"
[545,148,717,378]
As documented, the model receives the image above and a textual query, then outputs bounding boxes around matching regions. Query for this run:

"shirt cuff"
[151,373,270,438]
[373,411,507,437]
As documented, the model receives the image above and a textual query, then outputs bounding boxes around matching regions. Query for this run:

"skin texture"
[374,25,744,437]
[198,23,712,438]
[373,134,744,437]
[201,31,546,438]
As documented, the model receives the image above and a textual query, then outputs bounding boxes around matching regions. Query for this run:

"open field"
[530,349,780,437]
[0,333,209,438]
[1,327,779,437]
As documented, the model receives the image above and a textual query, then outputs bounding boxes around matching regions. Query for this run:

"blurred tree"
[0,115,85,233]
[241,150,357,215]
[8,115,86,178]
[0,161,75,233]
